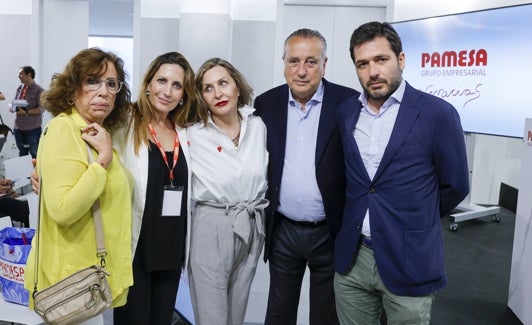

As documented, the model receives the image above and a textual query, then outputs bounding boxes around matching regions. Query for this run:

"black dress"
[114,141,188,325]
[135,141,188,271]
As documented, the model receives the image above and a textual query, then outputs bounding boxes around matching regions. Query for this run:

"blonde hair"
[194,58,253,125]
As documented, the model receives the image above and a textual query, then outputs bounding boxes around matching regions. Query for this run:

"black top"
[134,141,188,271]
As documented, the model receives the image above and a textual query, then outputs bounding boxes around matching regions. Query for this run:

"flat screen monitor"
[391,3,532,138]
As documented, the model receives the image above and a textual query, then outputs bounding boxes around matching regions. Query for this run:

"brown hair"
[194,58,253,125]
[40,48,131,132]
[130,51,197,154]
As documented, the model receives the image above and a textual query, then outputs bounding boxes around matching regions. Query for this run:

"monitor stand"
[449,133,500,231]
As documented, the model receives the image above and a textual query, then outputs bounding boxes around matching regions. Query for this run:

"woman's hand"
[81,123,113,169]
[31,168,40,194]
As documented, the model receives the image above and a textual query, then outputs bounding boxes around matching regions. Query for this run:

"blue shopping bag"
[0,226,35,306]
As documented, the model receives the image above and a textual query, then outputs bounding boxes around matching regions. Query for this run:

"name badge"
[162,185,184,217]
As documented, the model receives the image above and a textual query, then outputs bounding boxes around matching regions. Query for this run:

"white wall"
[272,2,386,90]
[134,0,277,98]
[0,0,34,161]
[508,119,532,324]
[0,0,89,162]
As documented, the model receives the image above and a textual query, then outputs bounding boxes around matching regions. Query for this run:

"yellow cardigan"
[24,111,133,308]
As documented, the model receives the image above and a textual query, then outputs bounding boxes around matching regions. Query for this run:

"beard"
[364,71,402,102]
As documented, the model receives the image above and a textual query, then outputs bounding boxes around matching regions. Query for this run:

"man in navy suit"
[254,29,359,324]
[333,21,470,324]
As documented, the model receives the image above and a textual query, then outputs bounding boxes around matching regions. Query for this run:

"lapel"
[176,127,190,166]
[272,85,289,163]
[345,98,372,184]
[315,79,336,165]
[16,84,23,99]
[373,82,421,181]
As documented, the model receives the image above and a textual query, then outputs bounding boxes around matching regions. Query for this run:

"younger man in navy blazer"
[334,22,469,324]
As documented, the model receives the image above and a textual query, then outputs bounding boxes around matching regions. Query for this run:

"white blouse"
[188,105,268,204]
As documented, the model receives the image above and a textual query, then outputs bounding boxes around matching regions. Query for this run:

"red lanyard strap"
[19,85,28,99]
[148,123,180,185]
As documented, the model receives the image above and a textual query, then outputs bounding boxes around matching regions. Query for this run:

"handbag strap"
[33,142,108,295]
[86,148,108,263]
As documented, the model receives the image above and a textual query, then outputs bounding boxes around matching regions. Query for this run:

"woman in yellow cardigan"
[24,48,134,324]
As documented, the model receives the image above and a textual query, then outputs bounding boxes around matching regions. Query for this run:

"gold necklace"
[213,113,241,147]
[232,113,243,147]
[231,131,240,147]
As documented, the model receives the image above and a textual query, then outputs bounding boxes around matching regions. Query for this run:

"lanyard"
[148,123,180,185]
[19,85,27,99]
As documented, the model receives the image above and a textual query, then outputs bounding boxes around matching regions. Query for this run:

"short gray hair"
[283,28,327,59]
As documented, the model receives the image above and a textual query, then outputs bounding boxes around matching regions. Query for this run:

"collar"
[358,79,406,113]
[62,109,90,130]
[206,105,256,129]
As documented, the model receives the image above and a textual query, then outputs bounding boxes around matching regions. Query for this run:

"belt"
[197,199,269,245]
[277,212,327,228]
[360,236,373,249]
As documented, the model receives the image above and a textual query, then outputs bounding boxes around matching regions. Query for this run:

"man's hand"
[0,178,18,198]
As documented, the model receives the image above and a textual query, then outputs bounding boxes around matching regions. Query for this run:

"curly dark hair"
[40,48,131,132]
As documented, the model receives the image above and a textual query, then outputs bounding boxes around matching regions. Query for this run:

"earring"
[68,99,74,106]
[179,99,184,106]
[145,89,150,96]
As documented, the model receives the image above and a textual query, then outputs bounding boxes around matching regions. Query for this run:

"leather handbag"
[32,145,113,325]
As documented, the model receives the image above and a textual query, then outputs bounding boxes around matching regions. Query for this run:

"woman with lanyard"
[113,52,197,325]
[187,58,268,325]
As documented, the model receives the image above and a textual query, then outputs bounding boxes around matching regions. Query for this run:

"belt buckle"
[361,236,373,249]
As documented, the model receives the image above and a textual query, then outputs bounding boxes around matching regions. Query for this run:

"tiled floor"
[0,309,181,325]
[0,302,184,325]
[1,207,525,325]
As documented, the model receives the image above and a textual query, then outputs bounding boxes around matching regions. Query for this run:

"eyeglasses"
[85,77,123,94]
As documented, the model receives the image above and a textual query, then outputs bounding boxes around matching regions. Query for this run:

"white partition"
[508,118,532,324]
[0,292,43,324]
[0,216,11,229]
[25,192,39,229]
[3,154,33,190]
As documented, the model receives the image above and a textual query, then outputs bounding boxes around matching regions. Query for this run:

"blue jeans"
[14,127,42,158]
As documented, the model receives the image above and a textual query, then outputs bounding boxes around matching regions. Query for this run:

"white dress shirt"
[188,105,268,203]
[277,82,326,222]
[355,80,405,238]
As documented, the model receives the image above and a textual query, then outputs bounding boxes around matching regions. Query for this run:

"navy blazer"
[335,81,469,296]
[254,79,359,262]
